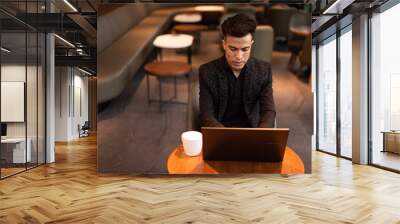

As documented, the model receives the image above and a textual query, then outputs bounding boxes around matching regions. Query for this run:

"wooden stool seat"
[173,24,208,33]
[144,61,191,77]
[173,25,207,54]
[144,61,192,113]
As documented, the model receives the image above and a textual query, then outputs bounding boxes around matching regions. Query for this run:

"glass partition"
[0,1,46,179]
[317,35,337,154]
[370,3,400,171]
[1,30,28,177]
[339,26,352,158]
[27,31,38,169]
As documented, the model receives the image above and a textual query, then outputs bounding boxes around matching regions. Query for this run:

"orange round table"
[167,145,304,174]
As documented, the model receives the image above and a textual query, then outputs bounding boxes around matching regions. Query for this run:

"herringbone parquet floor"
[1,135,400,223]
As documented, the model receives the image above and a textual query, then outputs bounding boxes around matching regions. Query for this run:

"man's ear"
[222,39,226,51]
[248,39,254,50]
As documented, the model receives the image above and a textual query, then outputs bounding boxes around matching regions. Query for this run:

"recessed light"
[54,34,75,48]
[63,0,78,12]
[77,67,93,76]
[1,47,11,53]
[323,0,354,15]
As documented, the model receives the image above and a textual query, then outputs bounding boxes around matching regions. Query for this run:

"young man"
[199,13,276,128]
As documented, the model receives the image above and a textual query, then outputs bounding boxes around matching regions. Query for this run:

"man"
[199,13,276,128]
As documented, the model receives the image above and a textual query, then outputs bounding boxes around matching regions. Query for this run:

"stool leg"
[159,79,162,112]
[146,73,151,105]
[195,32,201,52]
[159,48,163,61]
[174,77,177,99]
[187,73,191,104]
[186,73,191,130]
[198,32,201,45]
[187,46,192,64]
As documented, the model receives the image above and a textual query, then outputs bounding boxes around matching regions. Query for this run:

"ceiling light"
[323,0,341,14]
[78,67,93,76]
[323,0,354,15]
[63,0,78,12]
[76,48,85,55]
[54,34,75,48]
[1,47,11,53]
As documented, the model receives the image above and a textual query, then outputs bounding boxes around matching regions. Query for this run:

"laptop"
[201,127,289,162]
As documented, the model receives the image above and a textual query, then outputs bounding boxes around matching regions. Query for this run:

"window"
[316,24,353,159]
[339,26,352,158]
[317,35,337,154]
[370,2,400,171]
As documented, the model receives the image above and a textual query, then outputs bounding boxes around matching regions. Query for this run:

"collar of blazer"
[216,56,254,119]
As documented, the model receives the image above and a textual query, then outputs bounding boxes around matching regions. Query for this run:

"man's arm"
[199,66,224,127]
[258,65,276,128]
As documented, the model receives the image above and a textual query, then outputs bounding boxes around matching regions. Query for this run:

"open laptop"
[201,127,289,162]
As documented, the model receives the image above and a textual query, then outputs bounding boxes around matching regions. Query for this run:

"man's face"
[223,33,254,73]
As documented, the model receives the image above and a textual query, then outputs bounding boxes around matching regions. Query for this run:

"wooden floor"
[1,167,26,178]
[1,135,400,223]
[372,150,400,171]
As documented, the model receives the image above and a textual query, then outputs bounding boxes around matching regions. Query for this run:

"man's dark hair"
[221,13,257,38]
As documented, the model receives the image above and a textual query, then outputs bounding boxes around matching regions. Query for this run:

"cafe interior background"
[96,2,313,174]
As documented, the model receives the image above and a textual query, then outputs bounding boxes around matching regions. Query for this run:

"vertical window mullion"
[336,26,341,157]
[367,11,373,165]
[36,0,39,167]
[25,0,28,171]
[316,44,320,151]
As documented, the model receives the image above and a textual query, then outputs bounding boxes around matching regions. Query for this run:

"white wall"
[55,66,70,141]
[1,65,26,135]
[55,67,89,141]
[1,63,46,164]
[1,65,26,144]
[1,65,39,138]
[73,73,89,137]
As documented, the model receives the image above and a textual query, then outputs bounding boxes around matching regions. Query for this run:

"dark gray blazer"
[199,56,276,128]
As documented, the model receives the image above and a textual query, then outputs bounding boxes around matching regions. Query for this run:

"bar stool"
[173,24,207,53]
[173,13,202,24]
[144,61,192,112]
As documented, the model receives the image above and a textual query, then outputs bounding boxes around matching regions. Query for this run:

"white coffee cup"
[181,131,202,156]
